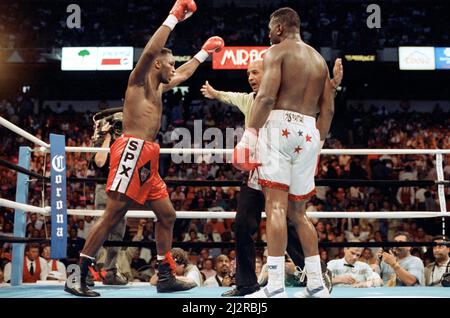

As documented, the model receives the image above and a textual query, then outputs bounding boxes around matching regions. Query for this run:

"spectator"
[414,227,432,243]
[41,244,67,281]
[359,248,378,266]
[129,249,148,280]
[345,225,369,242]
[4,244,49,283]
[201,258,217,281]
[171,186,186,203]
[425,236,450,286]
[204,254,234,287]
[378,232,425,286]
[188,252,200,267]
[396,185,415,207]
[151,248,203,287]
[66,228,85,265]
[76,219,88,239]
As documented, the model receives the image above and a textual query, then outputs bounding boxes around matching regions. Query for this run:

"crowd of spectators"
[0,89,449,286]
[0,0,448,52]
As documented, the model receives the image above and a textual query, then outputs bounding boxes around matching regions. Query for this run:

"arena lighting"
[344,55,376,62]
[174,55,191,62]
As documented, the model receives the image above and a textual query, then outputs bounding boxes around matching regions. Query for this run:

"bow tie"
[344,263,355,268]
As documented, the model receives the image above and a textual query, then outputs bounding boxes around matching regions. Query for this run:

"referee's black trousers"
[234,184,306,288]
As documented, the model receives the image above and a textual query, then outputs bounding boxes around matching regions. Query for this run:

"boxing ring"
[1,283,450,298]
[1,115,450,298]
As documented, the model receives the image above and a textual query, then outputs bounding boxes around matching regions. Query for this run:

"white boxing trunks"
[256,110,321,201]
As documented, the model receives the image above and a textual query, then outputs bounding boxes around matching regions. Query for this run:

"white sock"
[305,255,324,288]
[157,255,166,261]
[267,256,285,292]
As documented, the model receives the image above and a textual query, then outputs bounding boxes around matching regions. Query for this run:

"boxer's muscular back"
[122,78,162,142]
[274,40,327,117]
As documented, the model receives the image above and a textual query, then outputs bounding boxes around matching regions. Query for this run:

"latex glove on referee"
[232,128,261,171]
[193,36,225,63]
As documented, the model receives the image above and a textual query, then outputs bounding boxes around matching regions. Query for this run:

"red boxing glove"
[170,0,197,21]
[164,0,197,30]
[232,128,261,172]
[202,36,225,53]
[194,36,225,63]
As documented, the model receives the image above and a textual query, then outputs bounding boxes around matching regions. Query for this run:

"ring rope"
[0,158,446,187]
[1,236,449,249]
[0,198,447,219]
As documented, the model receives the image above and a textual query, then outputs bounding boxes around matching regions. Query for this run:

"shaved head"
[248,58,263,71]
[247,59,264,92]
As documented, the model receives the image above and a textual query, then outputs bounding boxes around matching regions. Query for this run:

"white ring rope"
[65,147,450,155]
[1,113,449,220]
[436,154,447,214]
[1,115,449,155]
[0,116,50,148]
[0,198,447,219]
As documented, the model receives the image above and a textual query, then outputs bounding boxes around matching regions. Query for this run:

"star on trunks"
[294,146,302,154]
[297,130,303,137]
[306,134,312,142]
[282,129,290,138]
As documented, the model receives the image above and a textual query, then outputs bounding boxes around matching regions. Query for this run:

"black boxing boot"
[64,255,100,297]
[156,254,196,293]
[86,270,95,287]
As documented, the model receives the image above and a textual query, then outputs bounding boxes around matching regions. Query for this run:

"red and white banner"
[61,47,133,71]
[97,47,133,70]
[213,46,270,70]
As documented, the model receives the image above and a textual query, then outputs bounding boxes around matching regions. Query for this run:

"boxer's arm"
[217,91,252,114]
[248,48,282,129]
[129,26,172,86]
[129,0,197,86]
[316,66,335,141]
[317,58,343,143]
[163,36,224,92]
[162,58,200,92]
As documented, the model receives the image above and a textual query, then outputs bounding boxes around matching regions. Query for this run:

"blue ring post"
[11,146,31,286]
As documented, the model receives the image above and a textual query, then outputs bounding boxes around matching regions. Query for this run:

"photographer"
[425,236,450,286]
[150,248,203,287]
[204,255,235,287]
[90,113,127,285]
[378,232,424,286]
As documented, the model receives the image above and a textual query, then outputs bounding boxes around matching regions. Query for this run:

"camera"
[442,272,450,287]
[92,111,123,143]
